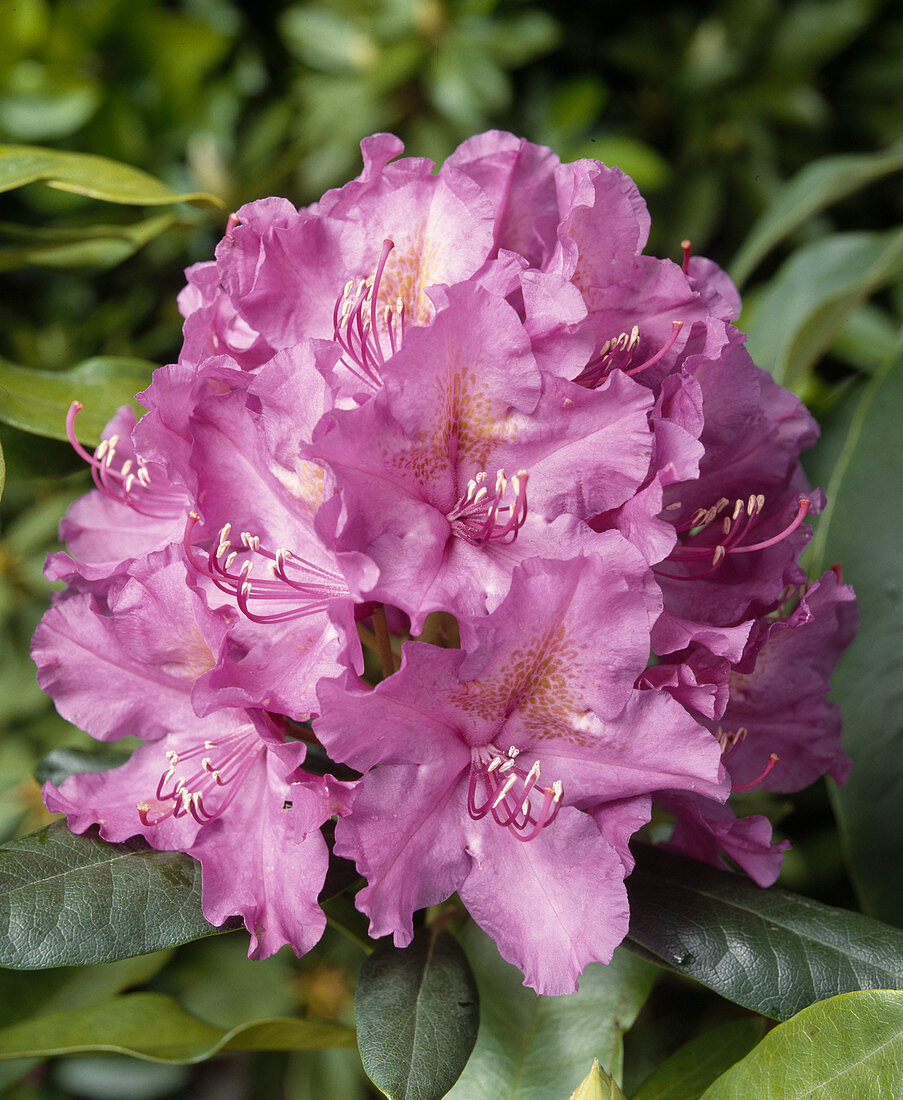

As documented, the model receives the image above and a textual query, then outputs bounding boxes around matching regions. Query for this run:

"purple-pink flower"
[33,129,855,994]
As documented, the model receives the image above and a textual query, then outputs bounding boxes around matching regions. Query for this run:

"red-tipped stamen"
[732,753,779,792]
[728,499,811,554]
[184,512,349,624]
[66,401,187,519]
[467,745,563,842]
[449,469,529,547]
[681,238,692,274]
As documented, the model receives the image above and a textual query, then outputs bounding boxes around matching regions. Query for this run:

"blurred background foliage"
[1,0,902,1096]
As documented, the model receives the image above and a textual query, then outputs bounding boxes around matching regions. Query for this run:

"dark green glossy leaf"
[0,822,240,968]
[625,845,903,1020]
[0,213,177,271]
[34,747,131,788]
[447,923,655,1099]
[631,1019,765,1100]
[0,992,354,1063]
[803,352,903,925]
[730,142,903,285]
[355,927,479,1100]
[742,228,903,389]
[0,145,222,207]
[0,355,154,443]
[701,991,903,1099]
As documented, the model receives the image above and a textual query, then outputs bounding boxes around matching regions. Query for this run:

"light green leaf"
[0,992,354,1063]
[0,145,223,207]
[0,823,240,968]
[742,228,903,389]
[569,1059,627,1100]
[625,845,903,1021]
[803,351,903,925]
[355,927,479,1100]
[631,1019,765,1100]
[0,435,4,502]
[730,142,903,286]
[0,355,155,443]
[446,923,655,1099]
[0,212,178,271]
[701,991,903,1098]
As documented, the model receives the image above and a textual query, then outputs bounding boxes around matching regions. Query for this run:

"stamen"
[138,730,265,827]
[331,239,405,393]
[467,745,563,843]
[658,496,812,579]
[183,512,350,624]
[732,753,780,792]
[574,321,683,387]
[65,401,188,520]
[681,238,692,274]
[448,469,529,547]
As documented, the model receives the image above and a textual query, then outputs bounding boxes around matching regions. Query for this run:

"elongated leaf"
[730,142,903,285]
[631,1019,765,1100]
[570,1059,627,1100]
[0,213,177,271]
[34,747,131,788]
[446,923,655,1099]
[0,435,4,502]
[0,355,154,443]
[742,228,903,388]
[625,845,903,1020]
[0,992,354,1063]
[701,991,903,1098]
[355,927,479,1100]
[0,145,222,207]
[803,352,903,925]
[0,823,240,968]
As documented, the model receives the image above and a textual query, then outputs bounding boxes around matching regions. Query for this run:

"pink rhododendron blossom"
[34,130,855,993]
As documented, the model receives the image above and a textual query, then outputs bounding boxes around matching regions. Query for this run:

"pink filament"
[732,753,779,792]
[467,754,562,843]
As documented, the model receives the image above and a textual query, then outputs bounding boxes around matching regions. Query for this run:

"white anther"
[712,545,726,566]
[664,501,682,511]
[124,474,136,493]
[492,774,518,808]
[746,494,757,516]
[551,780,563,802]
[166,750,178,765]
[202,757,214,772]
[526,761,541,785]
[498,759,516,773]
[120,459,133,477]
[204,740,217,750]
[733,499,744,520]
[96,440,109,459]
[722,516,732,535]
[756,493,765,512]
[224,552,238,570]
[487,757,502,773]
[507,746,519,758]
[137,466,152,486]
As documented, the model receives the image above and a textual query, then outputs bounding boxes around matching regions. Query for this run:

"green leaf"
[569,1059,627,1100]
[0,145,223,207]
[355,927,479,1100]
[446,923,655,1099]
[0,213,178,271]
[803,351,903,925]
[0,434,5,503]
[0,822,240,968]
[731,142,903,286]
[624,845,903,1020]
[741,228,903,389]
[0,992,354,1063]
[700,991,903,1099]
[34,747,131,788]
[0,355,155,443]
[631,1019,765,1100]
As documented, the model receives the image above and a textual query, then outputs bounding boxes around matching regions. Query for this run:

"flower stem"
[372,604,397,678]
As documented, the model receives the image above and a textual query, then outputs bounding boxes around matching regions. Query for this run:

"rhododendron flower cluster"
[33,131,856,996]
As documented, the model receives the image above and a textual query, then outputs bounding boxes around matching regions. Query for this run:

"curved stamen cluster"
[66,401,187,520]
[448,469,529,547]
[659,495,811,579]
[332,238,405,393]
[184,512,350,624]
[717,724,748,758]
[467,745,563,842]
[574,321,683,388]
[137,730,264,827]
